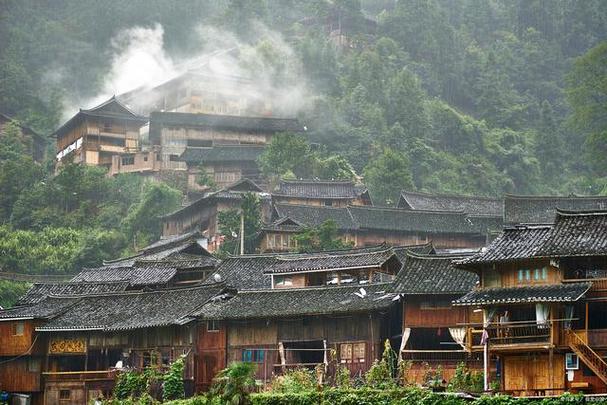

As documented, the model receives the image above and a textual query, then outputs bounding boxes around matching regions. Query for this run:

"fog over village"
[0,1,606,404]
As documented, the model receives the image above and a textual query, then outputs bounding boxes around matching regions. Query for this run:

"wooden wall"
[196,321,226,392]
[357,231,485,250]
[0,357,41,392]
[44,381,86,405]
[0,320,40,356]
[484,259,560,289]
[404,298,469,328]
[502,353,564,395]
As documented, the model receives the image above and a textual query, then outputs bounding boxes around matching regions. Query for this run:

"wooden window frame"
[207,320,220,333]
[12,321,24,336]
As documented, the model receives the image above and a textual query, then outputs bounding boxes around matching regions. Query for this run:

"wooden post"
[240,211,245,255]
[549,348,554,392]
[585,302,589,334]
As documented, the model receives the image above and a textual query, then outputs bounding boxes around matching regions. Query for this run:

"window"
[59,390,71,400]
[121,155,135,165]
[324,200,333,206]
[525,269,531,281]
[518,269,524,282]
[274,276,293,287]
[207,320,220,332]
[103,121,112,132]
[566,353,579,370]
[12,321,24,336]
[27,358,41,372]
[143,156,148,162]
[242,349,265,363]
[340,343,366,363]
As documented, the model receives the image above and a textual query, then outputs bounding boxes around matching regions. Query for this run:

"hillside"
[0,0,606,280]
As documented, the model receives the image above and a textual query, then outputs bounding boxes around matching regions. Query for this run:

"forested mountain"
[0,0,606,280]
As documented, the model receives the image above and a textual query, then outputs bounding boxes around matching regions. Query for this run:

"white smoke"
[71,21,311,117]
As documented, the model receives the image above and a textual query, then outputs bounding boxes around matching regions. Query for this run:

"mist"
[71,20,311,118]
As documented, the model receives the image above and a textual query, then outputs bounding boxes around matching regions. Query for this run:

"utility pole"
[240,210,245,255]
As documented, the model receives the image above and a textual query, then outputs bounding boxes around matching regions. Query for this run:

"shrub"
[163,356,186,401]
[210,362,257,405]
[447,362,483,393]
[114,370,147,399]
[269,368,316,393]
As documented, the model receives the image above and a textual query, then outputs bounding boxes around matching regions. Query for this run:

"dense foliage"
[294,220,353,253]
[217,193,263,256]
[1,0,606,293]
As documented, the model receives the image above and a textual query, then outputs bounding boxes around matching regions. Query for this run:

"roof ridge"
[47,282,225,299]
[280,179,355,184]
[505,193,607,200]
[402,190,501,201]
[274,247,393,262]
[555,208,607,216]
[348,205,467,215]
[234,282,393,294]
[405,251,468,260]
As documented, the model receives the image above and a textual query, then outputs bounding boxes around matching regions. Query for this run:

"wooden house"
[391,250,482,384]
[398,190,503,238]
[197,283,400,383]
[454,209,607,396]
[52,97,147,169]
[263,204,489,252]
[160,179,272,250]
[147,111,303,176]
[117,69,273,117]
[0,112,47,162]
[504,194,607,225]
[272,179,372,208]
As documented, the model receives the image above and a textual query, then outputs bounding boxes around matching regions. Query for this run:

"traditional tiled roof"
[273,180,367,200]
[452,283,591,306]
[0,297,77,321]
[101,235,211,269]
[272,204,482,235]
[392,243,435,264]
[179,145,265,163]
[17,281,130,305]
[36,284,225,332]
[53,96,147,138]
[70,265,178,286]
[149,111,303,136]
[161,184,269,220]
[261,217,304,232]
[266,247,398,274]
[198,283,397,320]
[399,190,503,217]
[392,253,478,295]
[456,225,552,266]
[537,210,607,257]
[273,204,357,230]
[348,206,478,234]
[504,194,607,225]
[211,255,277,290]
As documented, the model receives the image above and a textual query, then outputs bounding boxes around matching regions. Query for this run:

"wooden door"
[504,354,564,395]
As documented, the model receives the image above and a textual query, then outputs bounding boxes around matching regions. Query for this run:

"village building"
[272,179,372,207]
[53,97,147,169]
[160,179,272,251]
[454,209,607,395]
[117,68,273,118]
[197,282,400,383]
[504,194,607,225]
[262,203,489,252]
[0,112,47,162]
[392,250,482,384]
[398,190,504,239]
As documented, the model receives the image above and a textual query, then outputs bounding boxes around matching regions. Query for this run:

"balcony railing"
[563,277,607,292]
[468,320,554,349]
[401,350,482,363]
[42,370,117,382]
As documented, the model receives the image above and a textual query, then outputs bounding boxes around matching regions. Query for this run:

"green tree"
[258,132,314,179]
[210,362,257,405]
[566,41,607,174]
[294,220,352,253]
[363,149,414,206]
[218,193,262,255]
[122,182,182,250]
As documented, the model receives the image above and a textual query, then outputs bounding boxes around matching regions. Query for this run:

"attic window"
[274,276,293,287]
[207,320,220,332]
[12,321,24,336]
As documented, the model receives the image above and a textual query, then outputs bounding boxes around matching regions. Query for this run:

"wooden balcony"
[563,277,607,292]
[42,370,117,382]
[401,349,482,363]
[468,321,555,352]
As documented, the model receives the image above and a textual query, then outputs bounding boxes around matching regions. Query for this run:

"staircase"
[567,329,607,385]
